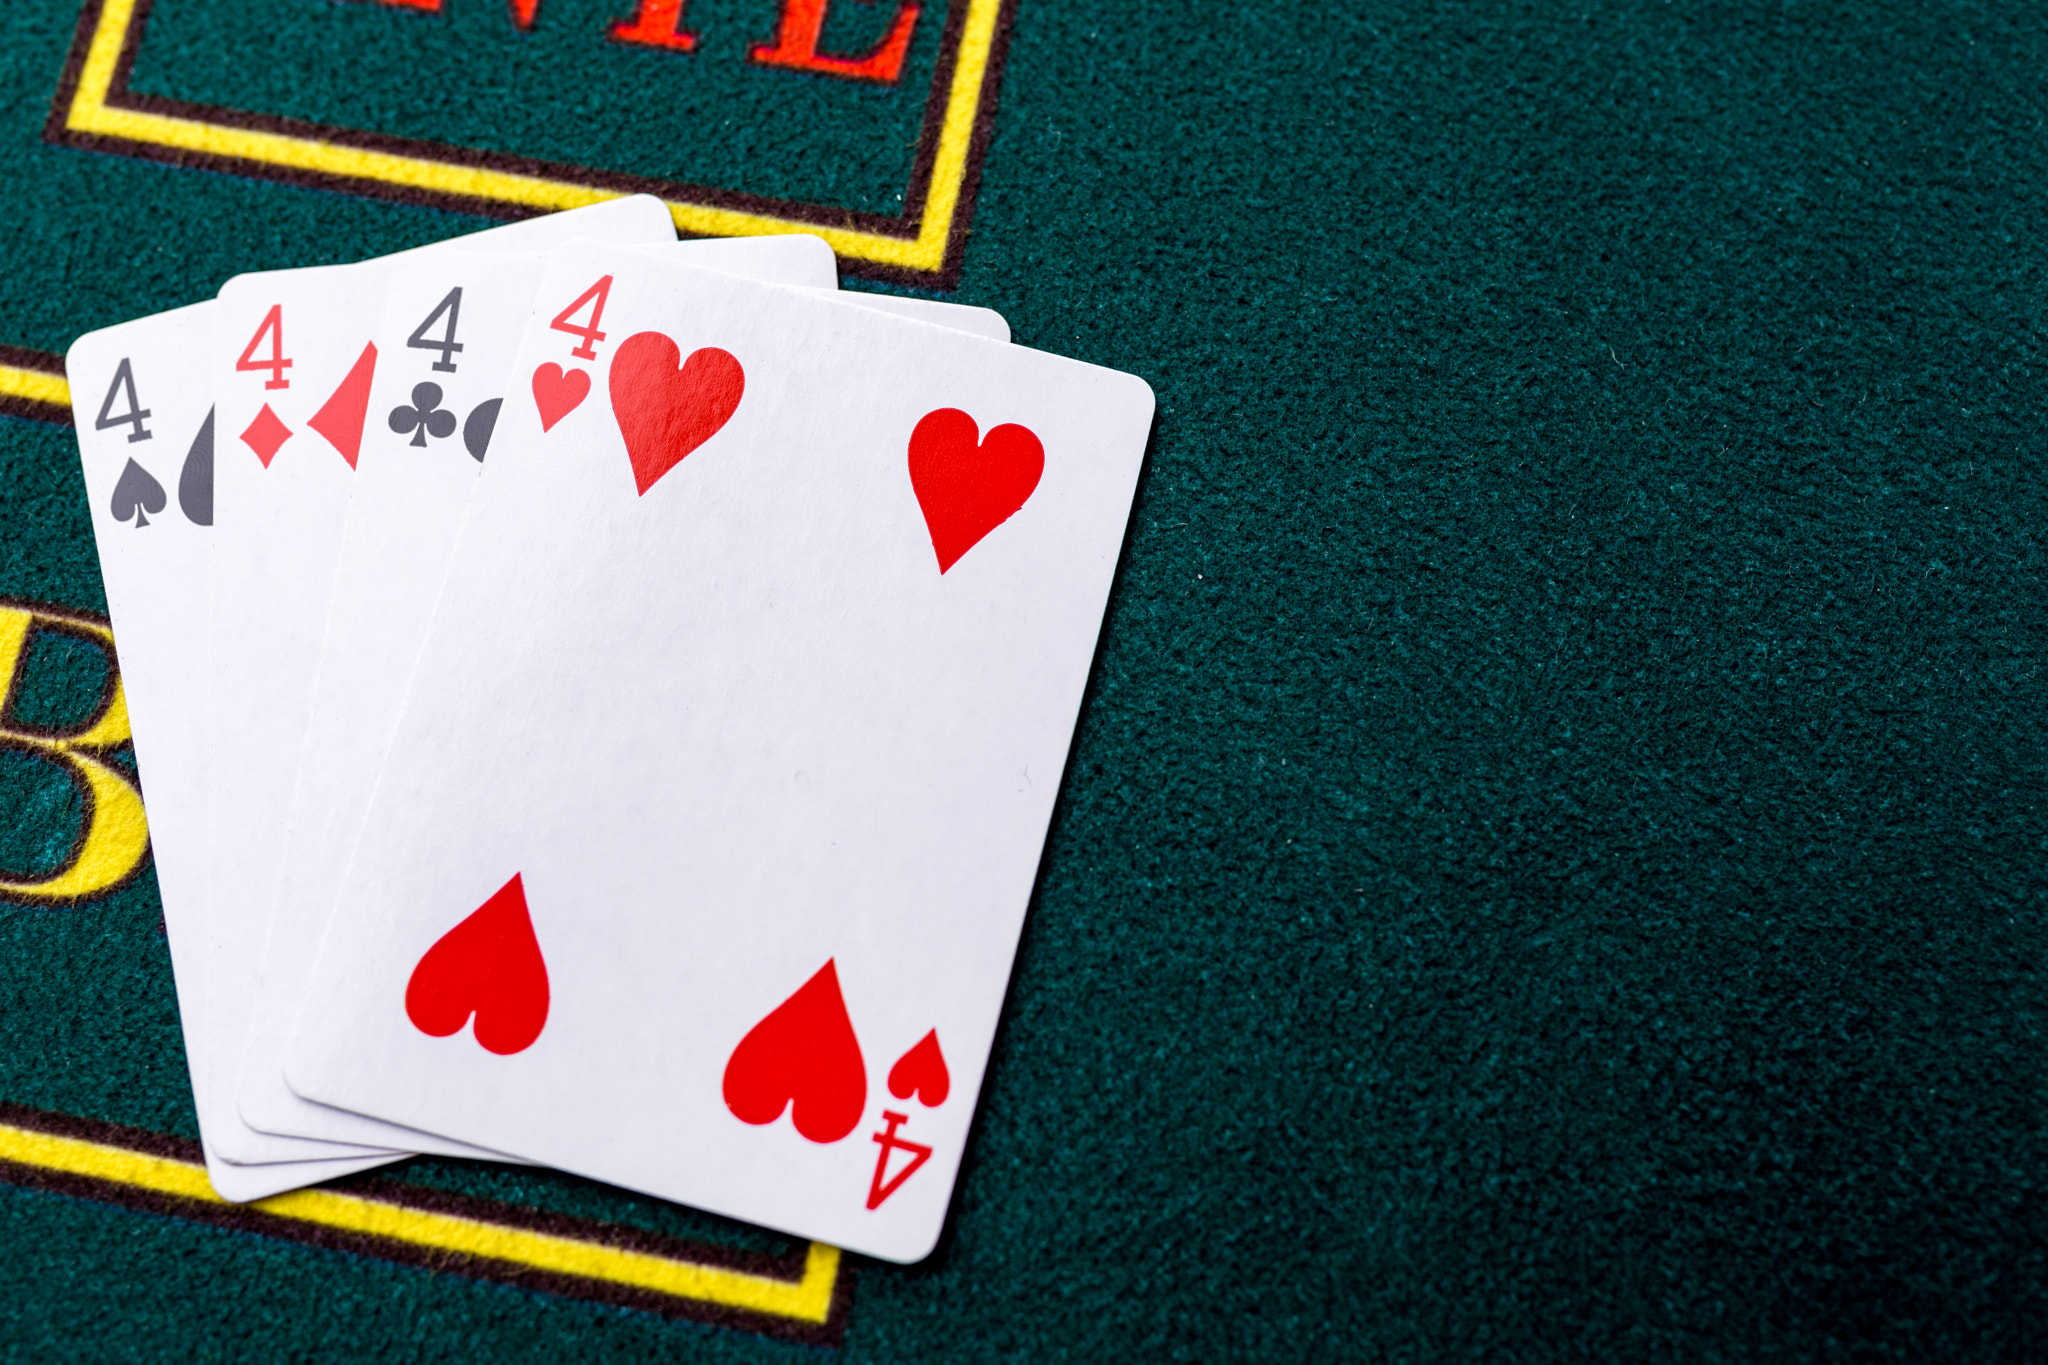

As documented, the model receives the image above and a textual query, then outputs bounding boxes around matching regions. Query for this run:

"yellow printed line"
[62,0,1003,275]
[0,1120,839,1325]
[0,364,69,411]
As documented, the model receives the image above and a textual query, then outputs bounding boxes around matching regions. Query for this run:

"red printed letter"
[750,0,920,85]
[610,0,696,51]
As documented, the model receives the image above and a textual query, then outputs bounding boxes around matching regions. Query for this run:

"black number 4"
[407,287,465,373]
[94,357,152,444]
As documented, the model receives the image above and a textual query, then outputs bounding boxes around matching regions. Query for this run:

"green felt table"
[0,0,2044,1358]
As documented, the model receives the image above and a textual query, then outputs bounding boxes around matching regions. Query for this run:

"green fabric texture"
[2,0,2046,1358]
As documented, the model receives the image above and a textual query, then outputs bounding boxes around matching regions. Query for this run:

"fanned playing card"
[284,243,1151,1259]
[203,197,676,1171]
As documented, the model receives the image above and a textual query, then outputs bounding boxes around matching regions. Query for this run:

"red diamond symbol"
[240,403,292,468]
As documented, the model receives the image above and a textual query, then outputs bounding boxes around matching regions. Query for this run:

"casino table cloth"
[0,0,2044,1358]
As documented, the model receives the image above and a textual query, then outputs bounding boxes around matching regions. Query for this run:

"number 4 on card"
[550,276,613,360]
[94,358,152,443]
[236,305,293,389]
[408,288,465,373]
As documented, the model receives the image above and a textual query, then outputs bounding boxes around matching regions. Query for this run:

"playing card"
[838,294,1009,341]
[202,1142,397,1202]
[284,245,1151,1260]
[67,302,398,1193]
[204,197,676,1169]
[236,235,851,1154]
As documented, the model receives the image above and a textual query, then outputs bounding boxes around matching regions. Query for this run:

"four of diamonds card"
[67,196,1152,1260]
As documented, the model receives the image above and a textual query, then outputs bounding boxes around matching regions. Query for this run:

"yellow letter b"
[0,600,149,904]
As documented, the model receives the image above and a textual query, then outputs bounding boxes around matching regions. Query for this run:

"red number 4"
[235,304,292,390]
[550,276,613,361]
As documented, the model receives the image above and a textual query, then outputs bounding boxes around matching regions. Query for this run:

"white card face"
[285,244,1150,1261]
[653,234,840,291]
[236,236,849,1155]
[204,199,681,1165]
[840,294,1009,341]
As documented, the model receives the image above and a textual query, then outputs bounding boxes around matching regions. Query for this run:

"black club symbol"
[389,382,457,448]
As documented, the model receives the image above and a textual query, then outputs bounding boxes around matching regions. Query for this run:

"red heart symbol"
[531,363,590,432]
[722,959,867,1143]
[886,1029,950,1107]
[907,408,1045,573]
[609,332,745,495]
[404,874,550,1056]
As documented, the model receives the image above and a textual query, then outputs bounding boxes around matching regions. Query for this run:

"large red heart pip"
[722,960,867,1143]
[907,408,1045,573]
[531,363,589,432]
[404,873,550,1056]
[608,332,745,495]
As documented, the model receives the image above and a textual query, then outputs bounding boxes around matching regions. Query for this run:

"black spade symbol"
[111,458,167,528]
[462,397,503,463]
[178,407,214,526]
[389,382,457,448]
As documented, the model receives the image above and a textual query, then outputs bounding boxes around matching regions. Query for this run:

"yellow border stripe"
[0,363,68,410]
[0,1120,839,1324]
[62,0,1002,274]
